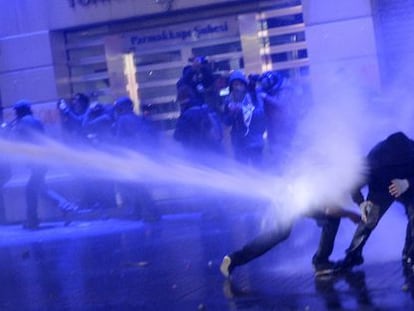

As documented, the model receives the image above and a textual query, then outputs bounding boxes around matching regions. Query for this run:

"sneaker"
[313,261,335,277]
[59,201,79,212]
[334,255,364,272]
[220,255,233,278]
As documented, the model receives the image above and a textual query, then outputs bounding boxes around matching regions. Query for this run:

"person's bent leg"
[339,202,388,270]
[221,223,292,277]
[24,172,43,229]
[312,216,340,275]
[403,203,414,269]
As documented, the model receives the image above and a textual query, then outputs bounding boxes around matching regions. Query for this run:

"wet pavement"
[0,207,414,311]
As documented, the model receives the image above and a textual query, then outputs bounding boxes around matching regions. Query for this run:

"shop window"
[137,67,183,83]
[271,49,308,63]
[264,32,306,46]
[71,79,111,102]
[297,49,308,59]
[63,2,308,131]
[264,14,304,29]
[70,63,108,77]
[69,47,104,59]
[135,50,182,66]
[139,84,177,99]
[211,59,232,72]
[192,41,242,57]
[146,101,180,114]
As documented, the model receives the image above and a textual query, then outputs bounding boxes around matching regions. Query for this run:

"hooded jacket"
[352,132,414,204]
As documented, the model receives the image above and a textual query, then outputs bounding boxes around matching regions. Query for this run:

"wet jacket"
[13,115,44,142]
[223,92,266,150]
[174,104,222,152]
[113,112,158,150]
[352,132,414,204]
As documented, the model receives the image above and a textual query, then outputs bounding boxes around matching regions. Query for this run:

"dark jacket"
[113,112,158,150]
[174,104,222,152]
[223,92,266,150]
[352,132,414,204]
[13,115,44,142]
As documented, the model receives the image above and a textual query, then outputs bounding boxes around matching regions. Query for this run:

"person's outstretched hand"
[389,179,409,198]
[360,200,374,223]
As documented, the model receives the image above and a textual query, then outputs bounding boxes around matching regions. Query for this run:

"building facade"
[0,0,310,130]
[2,0,412,222]
[1,0,410,130]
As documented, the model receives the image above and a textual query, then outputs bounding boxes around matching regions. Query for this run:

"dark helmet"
[72,93,90,106]
[13,100,32,118]
[259,71,284,93]
[72,93,90,115]
[189,55,208,65]
[114,96,134,114]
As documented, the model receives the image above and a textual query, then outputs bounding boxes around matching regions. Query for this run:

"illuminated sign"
[122,17,238,50]
[67,0,172,9]
[130,23,229,45]
[67,0,114,8]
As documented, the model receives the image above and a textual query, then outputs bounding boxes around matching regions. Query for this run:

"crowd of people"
[220,131,414,278]
[173,58,414,279]
[173,56,299,169]
[2,56,414,279]
[0,93,160,229]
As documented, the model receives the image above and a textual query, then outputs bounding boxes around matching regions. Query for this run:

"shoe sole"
[220,256,232,278]
[315,268,334,277]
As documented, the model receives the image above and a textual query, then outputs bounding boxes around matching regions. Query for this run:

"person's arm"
[222,98,240,126]
[260,92,282,107]
[350,178,371,223]
[65,109,84,123]
[351,182,365,205]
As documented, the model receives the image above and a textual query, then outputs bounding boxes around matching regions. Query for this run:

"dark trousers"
[229,213,340,267]
[117,182,158,220]
[26,167,47,226]
[312,215,341,264]
[345,193,414,260]
[0,163,11,223]
[26,166,73,226]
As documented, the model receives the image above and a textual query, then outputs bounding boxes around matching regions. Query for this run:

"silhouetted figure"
[13,100,77,229]
[336,132,414,271]
[113,96,160,221]
[220,206,360,278]
[259,71,296,169]
[0,158,11,224]
[58,93,90,143]
[223,70,266,167]
[175,58,225,156]
[82,102,114,146]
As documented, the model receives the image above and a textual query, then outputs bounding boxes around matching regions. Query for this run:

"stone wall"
[302,0,380,101]
[372,0,414,83]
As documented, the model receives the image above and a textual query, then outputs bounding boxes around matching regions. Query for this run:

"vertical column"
[238,13,262,75]
[105,35,139,109]
[49,31,72,99]
[302,0,380,101]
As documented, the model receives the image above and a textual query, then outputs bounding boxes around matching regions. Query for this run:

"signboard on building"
[120,16,239,51]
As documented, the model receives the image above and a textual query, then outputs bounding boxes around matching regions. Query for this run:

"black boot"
[334,254,364,272]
